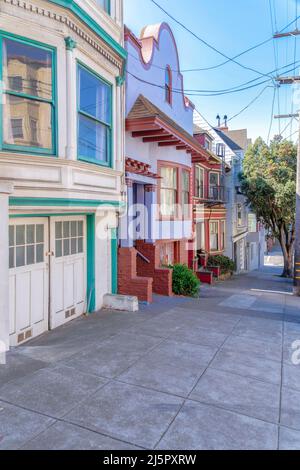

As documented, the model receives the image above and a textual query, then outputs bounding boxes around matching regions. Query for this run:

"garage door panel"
[54,262,64,314]
[74,258,85,304]
[50,216,87,329]
[9,218,49,346]
[64,263,75,309]
[31,268,46,325]
[16,271,31,332]
[9,275,16,335]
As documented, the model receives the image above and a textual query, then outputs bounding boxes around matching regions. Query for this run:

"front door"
[9,218,49,346]
[50,216,87,329]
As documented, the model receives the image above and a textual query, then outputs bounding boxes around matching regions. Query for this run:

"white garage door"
[50,216,87,329]
[9,219,49,346]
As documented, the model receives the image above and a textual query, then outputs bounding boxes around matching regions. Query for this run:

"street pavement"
[0,255,299,450]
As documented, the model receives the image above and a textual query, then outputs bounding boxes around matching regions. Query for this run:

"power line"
[149,0,299,80]
[227,85,273,123]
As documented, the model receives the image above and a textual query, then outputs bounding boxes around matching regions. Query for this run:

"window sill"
[78,156,111,168]
[1,146,56,157]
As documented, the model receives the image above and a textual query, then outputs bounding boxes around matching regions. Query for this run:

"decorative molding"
[116,74,125,87]
[145,184,156,193]
[3,0,125,73]
[125,178,133,188]
[64,35,77,50]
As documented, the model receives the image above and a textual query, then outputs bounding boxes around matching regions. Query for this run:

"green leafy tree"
[240,136,297,278]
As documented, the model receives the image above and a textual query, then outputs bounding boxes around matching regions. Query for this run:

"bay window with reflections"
[1,35,55,154]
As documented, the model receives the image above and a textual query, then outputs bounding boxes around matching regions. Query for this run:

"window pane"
[63,239,70,256]
[161,189,176,217]
[78,114,108,163]
[78,237,84,253]
[161,167,177,189]
[182,170,189,191]
[16,246,25,267]
[55,222,62,239]
[79,67,111,124]
[55,239,62,258]
[209,173,219,186]
[26,225,35,244]
[36,244,44,263]
[36,225,44,243]
[9,226,14,247]
[26,245,35,265]
[71,221,77,237]
[3,38,52,99]
[16,225,25,245]
[63,222,70,238]
[71,237,77,255]
[9,248,15,269]
[3,96,52,149]
[78,221,83,237]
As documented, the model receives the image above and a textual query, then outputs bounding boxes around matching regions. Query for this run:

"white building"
[0,0,126,349]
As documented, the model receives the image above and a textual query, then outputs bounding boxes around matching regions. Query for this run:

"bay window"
[209,172,219,199]
[160,167,178,217]
[210,221,219,251]
[78,64,112,166]
[1,35,55,154]
[220,220,226,250]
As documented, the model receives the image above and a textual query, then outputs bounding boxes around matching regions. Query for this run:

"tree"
[240,136,297,277]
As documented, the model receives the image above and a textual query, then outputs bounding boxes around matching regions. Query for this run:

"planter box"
[196,271,214,285]
[218,271,233,281]
[208,266,221,278]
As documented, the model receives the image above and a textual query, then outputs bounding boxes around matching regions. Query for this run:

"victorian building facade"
[118,23,206,303]
[0,0,126,348]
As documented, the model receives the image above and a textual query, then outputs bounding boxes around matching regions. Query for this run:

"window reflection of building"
[3,38,53,151]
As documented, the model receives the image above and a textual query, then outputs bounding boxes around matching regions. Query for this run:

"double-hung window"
[160,167,177,217]
[78,64,112,166]
[1,34,55,154]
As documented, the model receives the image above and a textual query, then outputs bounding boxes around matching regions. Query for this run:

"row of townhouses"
[0,0,264,350]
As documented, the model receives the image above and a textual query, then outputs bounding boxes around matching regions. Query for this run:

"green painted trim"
[64,36,77,51]
[9,197,125,208]
[111,227,118,294]
[47,0,126,61]
[9,212,92,218]
[0,31,57,156]
[77,62,113,168]
[86,214,96,313]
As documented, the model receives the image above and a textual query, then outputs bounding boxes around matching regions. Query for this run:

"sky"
[124,0,299,143]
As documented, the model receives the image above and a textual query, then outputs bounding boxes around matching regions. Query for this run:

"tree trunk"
[278,226,294,278]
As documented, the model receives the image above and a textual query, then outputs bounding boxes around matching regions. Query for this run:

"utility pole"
[274,75,300,295]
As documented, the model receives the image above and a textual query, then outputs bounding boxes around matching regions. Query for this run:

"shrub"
[171,264,200,297]
[207,255,235,274]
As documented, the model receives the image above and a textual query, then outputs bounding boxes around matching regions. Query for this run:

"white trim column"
[65,37,77,161]
[0,182,13,352]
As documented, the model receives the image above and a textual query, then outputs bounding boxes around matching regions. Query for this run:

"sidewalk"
[0,260,299,450]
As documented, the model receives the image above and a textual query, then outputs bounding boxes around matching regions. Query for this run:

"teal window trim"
[47,1,126,61]
[77,62,113,168]
[9,197,125,208]
[110,227,118,294]
[0,31,57,156]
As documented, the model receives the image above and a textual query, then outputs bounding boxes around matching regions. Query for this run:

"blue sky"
[124,0,299,143]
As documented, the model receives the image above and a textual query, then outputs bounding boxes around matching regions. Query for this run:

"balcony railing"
[195,185,226,203]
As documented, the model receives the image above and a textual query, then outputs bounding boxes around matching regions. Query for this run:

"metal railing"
[195,185,226,202]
